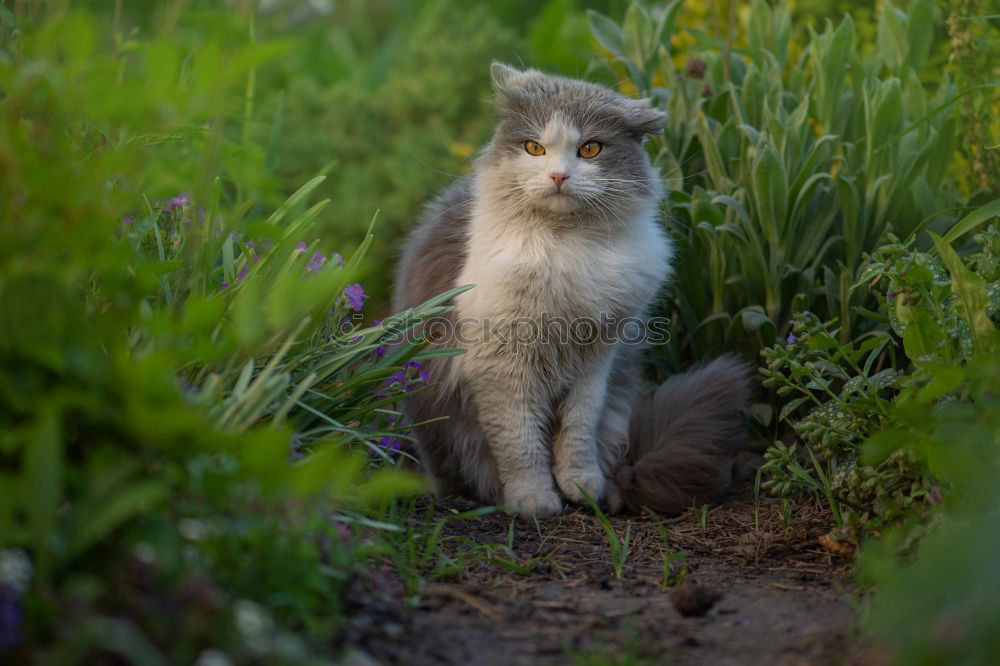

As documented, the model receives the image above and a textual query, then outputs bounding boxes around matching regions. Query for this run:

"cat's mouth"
[537,189,579,214]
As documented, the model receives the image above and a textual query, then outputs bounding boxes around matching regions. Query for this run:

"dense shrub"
[0,7,453,662]
[587,0,987,374]
[589,2,999,663]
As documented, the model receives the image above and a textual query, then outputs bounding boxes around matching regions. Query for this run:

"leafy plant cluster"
[0,7,462,664]
[587,0,994,374]
[589,2,998,663]
[759,222,999,664]
[248,0,616,307]
[760,218,998,536]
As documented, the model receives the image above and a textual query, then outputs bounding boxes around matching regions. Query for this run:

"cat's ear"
[490,62,525,95]
[624,98,667,136]
[490,61,533,109]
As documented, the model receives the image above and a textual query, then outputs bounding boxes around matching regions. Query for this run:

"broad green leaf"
[266,175,327,226]
[901,308,946,362]
[905,0,934,72]
[697,111,729,191]
[939,198,1000,245]
[751,143,787,245]
[25,409,62,577]
[871,78,903,150]
[932,234,1000,353]
[877,6,908,71]
[587,10,627,59]
[623,3,653,67]
[740,308,777,346]
[779,396,810,423]
[67,479,169,558]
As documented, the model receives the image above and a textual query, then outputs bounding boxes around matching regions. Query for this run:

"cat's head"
[479,62,666,219]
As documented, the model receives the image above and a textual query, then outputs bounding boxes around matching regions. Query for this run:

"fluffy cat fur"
[392,62,751,516]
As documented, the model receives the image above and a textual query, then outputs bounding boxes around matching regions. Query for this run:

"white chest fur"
[455,204,672,327]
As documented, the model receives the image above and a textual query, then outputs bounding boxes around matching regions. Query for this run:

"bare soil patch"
[366,491,856,666]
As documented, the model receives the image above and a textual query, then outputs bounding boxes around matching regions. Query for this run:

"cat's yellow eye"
[524,140,546,156]
[578,141,602,158]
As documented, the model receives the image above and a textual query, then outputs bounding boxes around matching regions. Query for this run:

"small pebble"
[670,582,721,617]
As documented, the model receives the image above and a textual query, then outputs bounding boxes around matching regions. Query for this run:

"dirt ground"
[364,490,857,666]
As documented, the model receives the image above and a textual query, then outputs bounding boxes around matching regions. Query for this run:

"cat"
[392,62,752,516]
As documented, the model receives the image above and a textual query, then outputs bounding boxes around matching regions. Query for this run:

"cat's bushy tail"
[615,356,754,515]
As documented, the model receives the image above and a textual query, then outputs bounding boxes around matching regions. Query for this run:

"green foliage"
[381,502,566,602]
[565,623,664,666]
[859,354,1000,666]
[761,222,999,538]
[580,489,631,579]
[1,1,996,664]
[253,0,519,307]
[587,0,977,373]
[655,520,687,591]
[760,223,999,661]
[0,6,457,662]
[946,0,1000,194]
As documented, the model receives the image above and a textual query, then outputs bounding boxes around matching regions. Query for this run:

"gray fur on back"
[393,63,752,515]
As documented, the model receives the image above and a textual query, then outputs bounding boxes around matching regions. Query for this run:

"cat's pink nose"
[550,172,569,191]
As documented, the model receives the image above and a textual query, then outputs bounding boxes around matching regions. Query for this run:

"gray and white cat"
[393,63,751,516]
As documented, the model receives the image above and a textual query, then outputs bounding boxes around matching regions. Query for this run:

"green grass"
[580,488,632,580]
[655,518,688,591]
[565,624,665,666]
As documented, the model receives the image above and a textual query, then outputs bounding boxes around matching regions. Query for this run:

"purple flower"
[377,436,402,457]
[122,214,135,225]
[294,241,308,254]
[370,320,386,357]
[0,588,22,650]
[344,283,367,312]
[230,232,240,243]
[236,269,248,281]
[220,282,231,291]
[333,521,352,543]
[786,332,797,345]
[330,252,346,266]
[290,433,305,461]
[163,193,190,212]
[306,251,326,272]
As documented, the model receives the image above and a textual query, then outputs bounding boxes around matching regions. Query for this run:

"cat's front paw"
[503,487,563,517]
[555,467,607,506]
